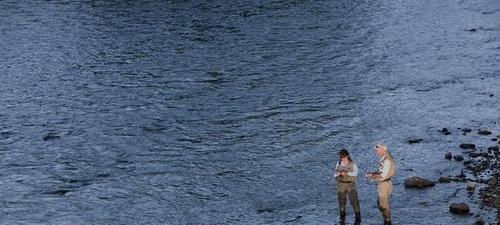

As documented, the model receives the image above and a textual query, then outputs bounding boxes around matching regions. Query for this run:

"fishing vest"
[335,161,356,182]
[380,158,396,180]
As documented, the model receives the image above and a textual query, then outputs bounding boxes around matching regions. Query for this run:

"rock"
[445,152,452,160]
[462,128,472,133]
[449,203,470,215]
[407,138,423,144]
[467,28,477,32]
[478,130,492,135]
[488,177,497,186]
[439,176,452,183]
[487,146,499,152]
[466,182,476,191]
[43,133,60,141]
[454,155,464,161]
[469,152,488,158]
[439,128,451,135]
[474,218,485,225]
[404,177,436,188]
[463,159,473,165]
[491,138,498,141]
[460,143,476,149]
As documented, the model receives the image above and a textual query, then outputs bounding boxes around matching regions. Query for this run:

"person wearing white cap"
[366,143,396,225]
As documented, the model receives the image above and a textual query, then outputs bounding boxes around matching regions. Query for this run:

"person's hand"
[340,171,347,176]
[365,173,373,178]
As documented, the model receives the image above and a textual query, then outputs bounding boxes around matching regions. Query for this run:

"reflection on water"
[0,0,499,224]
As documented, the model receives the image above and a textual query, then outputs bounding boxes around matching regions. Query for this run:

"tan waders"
[337,178,361,223]
[377,179,393,225]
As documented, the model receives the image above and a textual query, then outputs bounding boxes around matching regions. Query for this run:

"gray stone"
[445,152,452,160]
[449,203,470,215]
[459,143,476,149]
[478,130,492,135]
[404,177,436,188]
[454,155,464,161]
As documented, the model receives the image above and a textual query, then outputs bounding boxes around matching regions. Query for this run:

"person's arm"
[347,163,358,177]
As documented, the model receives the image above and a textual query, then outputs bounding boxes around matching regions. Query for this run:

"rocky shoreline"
[405,127,499,224]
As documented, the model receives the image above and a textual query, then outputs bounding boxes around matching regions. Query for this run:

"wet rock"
[454,155,464,161]
[453,171,466,182]
[404,177,436,188]
[256,208,274,214]
[478,130,492,135]
[439,176,452,183]
[469,152,489,158]
[459,143,476,149]
[407,138,423,144]
[462,128,472,134]
[439,128,452,135]
[43,133,61,141]
[467,28,477,32]
[445,152,452,160]
[491,138,498,141]
[46,189,71,196]
[463,159,474,165]
[474,218,485,225]
[449,203,470,215]
[478,177,498,207]
[466,182,476,191]
[487,146,498,152]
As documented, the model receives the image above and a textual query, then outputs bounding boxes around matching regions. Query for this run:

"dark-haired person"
[366,143,396,225]
[334,149,361,224]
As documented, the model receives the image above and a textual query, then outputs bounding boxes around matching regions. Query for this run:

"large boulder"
[449,203,470,215]
[404,177,436,188]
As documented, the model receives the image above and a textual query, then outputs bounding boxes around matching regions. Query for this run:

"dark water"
[1,0,499,224]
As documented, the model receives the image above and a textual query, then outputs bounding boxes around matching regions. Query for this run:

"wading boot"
[355,211,361,223]
[339,210,346,222]
[384,220,392,225]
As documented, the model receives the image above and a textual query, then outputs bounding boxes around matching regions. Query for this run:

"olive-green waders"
[377,179,393,224]
[337,180,361,222]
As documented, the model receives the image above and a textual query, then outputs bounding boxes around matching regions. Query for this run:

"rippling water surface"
[1,0,499,224]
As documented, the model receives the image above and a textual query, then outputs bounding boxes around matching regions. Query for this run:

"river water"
[1,0,499,224]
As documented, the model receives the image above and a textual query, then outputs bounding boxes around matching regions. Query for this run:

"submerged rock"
[478,130,492,135]
[462,128,472,135]
[460,143,476,149]
[466,182,476,191]
[407,138,423,144]
[469,152,489,158]
[445,152,452,160]
[439,128,452,135]
[439,176,452,183]
[454,155,464,161]
[487,146,499,152]
[474,218,485,225]
[404,177,436,188]
[43,133,61,141]
[449,203,470,215]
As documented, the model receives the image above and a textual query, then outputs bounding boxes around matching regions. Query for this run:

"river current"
[1,0,499,224]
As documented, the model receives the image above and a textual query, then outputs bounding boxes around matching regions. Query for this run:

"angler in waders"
[366,143,396,225]
[334,149,361,224]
